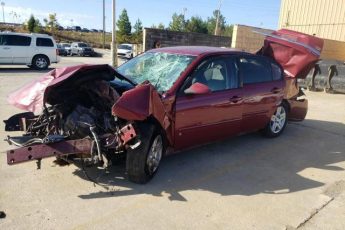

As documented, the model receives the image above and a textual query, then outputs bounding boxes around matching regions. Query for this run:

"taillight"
[56,49,59,55]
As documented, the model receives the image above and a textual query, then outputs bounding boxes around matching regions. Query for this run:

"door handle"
[229,96,242,103]
[271,87,281,94]
[3,47,10,50]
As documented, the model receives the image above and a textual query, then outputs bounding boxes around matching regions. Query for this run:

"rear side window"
[239,56,272,84]
[36,38,54,47]
[271,62,283,80]
[0,35,31,46]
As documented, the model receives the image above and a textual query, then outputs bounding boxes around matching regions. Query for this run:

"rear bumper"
[287,98,308,121]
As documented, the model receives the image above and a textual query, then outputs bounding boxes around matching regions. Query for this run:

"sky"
[0,0,281,31]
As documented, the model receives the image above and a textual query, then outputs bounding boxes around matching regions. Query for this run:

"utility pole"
[214,0,222,35]
[111,0,117,67]
[1,2,5,23]
[102,0,105,49]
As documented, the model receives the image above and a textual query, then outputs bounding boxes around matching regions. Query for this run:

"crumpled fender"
[112,83,172,142]
[7,64,116,114]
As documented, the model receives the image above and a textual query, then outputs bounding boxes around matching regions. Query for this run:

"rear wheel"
[126,123,164,184]
[262,103,288,137]
[32,55,49,70]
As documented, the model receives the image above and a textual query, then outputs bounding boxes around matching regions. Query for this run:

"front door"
[174,56,243,150]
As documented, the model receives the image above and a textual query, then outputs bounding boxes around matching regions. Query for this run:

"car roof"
[149,46,247,56]
[0,31,52,38]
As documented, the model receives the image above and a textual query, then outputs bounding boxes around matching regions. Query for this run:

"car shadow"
[74,119,345,201]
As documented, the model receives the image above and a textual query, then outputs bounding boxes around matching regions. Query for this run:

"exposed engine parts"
[5,79,139,169]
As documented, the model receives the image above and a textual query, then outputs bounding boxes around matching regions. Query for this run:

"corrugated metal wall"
[279,0,345,42]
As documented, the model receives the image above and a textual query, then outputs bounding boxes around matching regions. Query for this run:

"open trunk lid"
[258,29,324,79]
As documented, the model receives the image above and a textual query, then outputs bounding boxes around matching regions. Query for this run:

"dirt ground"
[0,55,344,230]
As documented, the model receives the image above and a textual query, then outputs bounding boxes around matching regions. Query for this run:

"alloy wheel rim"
[270,106,286,134]
[36,58,47,68]
[146,135,163,174]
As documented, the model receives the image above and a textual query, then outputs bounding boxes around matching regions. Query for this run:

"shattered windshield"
[117,52,195,92]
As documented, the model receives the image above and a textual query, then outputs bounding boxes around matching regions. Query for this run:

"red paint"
[7,64,116,113]
[119,124,137,145]
[7,139,92,165]
[260,29,324,79]
[112,83,172,143]
[287,99,308,121]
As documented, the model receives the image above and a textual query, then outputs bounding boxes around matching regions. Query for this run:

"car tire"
[32,55,49,70]
[262,103,288,138]
[126,123,164,184]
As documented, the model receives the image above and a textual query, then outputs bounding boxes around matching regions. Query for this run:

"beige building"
[278,0,345,60]
[278,0,345,42]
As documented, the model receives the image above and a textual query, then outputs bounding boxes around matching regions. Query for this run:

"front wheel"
[262,104,288,137]
[126,124,164,184]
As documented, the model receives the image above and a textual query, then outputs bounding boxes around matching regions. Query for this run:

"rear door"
[239,55,284,133]
[174,55,243,150]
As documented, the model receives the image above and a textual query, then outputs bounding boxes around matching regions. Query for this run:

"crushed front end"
[4,65,141,169]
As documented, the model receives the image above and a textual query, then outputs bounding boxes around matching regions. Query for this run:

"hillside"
[0,24,113,48]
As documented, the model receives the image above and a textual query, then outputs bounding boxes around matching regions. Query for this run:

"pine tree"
[133,19,143,35]
[117,9,132,36]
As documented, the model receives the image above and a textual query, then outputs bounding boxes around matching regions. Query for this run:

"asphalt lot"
[0,55,345,230]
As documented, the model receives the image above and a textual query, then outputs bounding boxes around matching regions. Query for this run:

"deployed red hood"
[7,64,116,114]
[259,29,324,79]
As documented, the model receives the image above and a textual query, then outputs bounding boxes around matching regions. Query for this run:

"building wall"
[143,28,231,51]
[321,38,345,60]
[279,0,345,42]
[231,24,274,53]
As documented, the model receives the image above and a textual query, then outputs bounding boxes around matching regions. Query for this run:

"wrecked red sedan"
[4,29,323,183]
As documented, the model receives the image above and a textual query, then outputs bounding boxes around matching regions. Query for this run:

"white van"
[0,32,60,70]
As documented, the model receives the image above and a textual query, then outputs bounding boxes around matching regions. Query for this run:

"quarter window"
[0,35,31,46]
[36,38,54,47]
[271,62,283,80]
[239,56,272,84]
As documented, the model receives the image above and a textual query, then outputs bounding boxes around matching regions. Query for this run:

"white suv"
[0,32,60,70]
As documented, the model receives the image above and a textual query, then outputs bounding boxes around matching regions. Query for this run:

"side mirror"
[184,82,211,95]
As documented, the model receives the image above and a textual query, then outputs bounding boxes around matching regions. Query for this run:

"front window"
[117,52,195,92]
